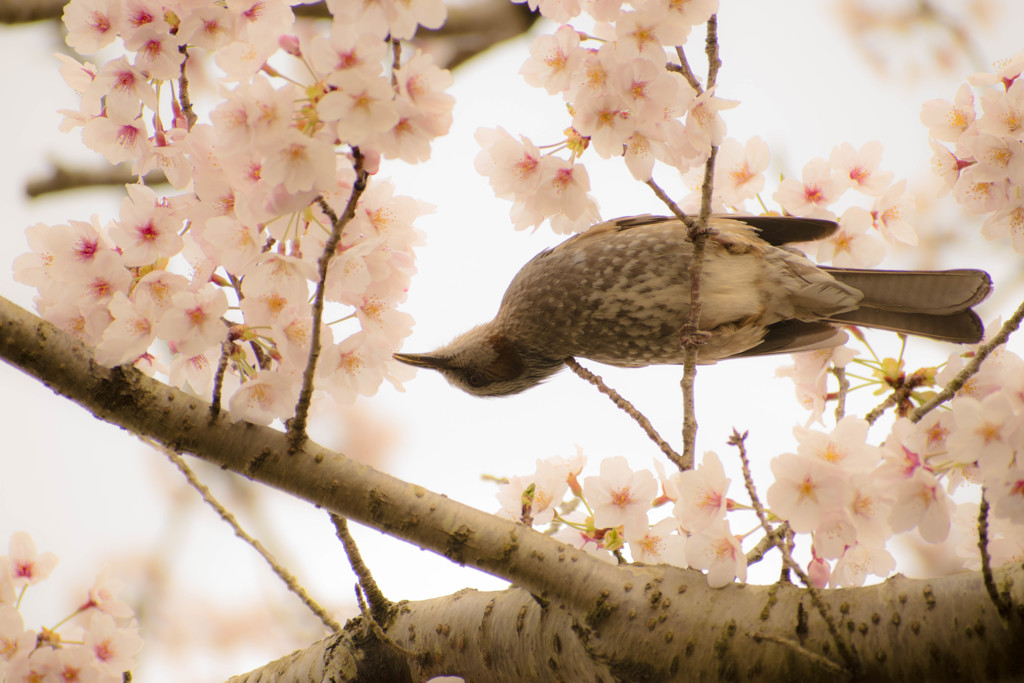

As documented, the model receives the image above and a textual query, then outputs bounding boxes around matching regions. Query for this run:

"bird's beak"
[393,352,449,370]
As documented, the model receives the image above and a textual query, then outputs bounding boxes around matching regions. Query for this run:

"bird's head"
[394,325,564,397]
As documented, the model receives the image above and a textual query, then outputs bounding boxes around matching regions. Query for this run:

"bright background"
[1,1,1023,680]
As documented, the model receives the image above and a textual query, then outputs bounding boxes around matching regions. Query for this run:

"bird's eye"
[466,372,490,388]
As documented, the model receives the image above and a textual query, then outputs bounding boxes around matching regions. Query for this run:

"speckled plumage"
[395,215,992,396]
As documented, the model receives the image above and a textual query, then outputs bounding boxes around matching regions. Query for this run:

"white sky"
[1,2,1023,680]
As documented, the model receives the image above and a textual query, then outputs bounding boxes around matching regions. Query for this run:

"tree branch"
[2,294,1022,681]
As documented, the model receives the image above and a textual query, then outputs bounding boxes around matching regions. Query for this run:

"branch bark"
[1,293,1022,682]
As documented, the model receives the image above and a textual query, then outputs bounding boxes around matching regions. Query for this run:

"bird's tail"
[822,268,992,343]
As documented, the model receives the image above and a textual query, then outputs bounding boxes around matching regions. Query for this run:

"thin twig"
[331,514,392,626]
[704,14,722,90]
[730,430,859,675]
[353,583,419,657]
[209,338,233,421]
[645,177,694,228]
[977,490,1012,619]
[160,446,341,632]
[565,358,684,469]
[745,522,790,566]
[390,38,402,90]
[669,46,703,93]
[909,297,1024,423]
[831,366,848,422]
[176,45,198,130]
[288,151,368,452]
[864,383,912,425]
[750,634,849,678]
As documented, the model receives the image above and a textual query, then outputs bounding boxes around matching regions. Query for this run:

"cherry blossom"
[684,519,746,588]
[85,613,144,677]
[108,184,183,266]
[829,543,895,588]
[766,453,845,533]
[154,287,230,357]
[3,533,58,590]
[712,136,769,208]
[62,0,122,54]
[888,467,954,543]
[947,393,1022,473]
[520,25,585,95]
[920,83,975,142]
[810,205,886,268]
[829,141,893,196]
[671,451,730,533]
[229,370,301,425]
[628,518,687,565]
[583,456,658,538]
[773,158,843,219]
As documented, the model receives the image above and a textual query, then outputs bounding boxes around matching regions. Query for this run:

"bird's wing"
[717,215,839,246]
[728,320,848,358]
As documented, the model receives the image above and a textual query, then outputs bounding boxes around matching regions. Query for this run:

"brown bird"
[394,215,991,396]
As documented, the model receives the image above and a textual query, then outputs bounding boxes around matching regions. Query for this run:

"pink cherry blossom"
[684,519,746,588]
[63,0,122,54]
[869,180,918,245]
[94,292,158,367]
[84,613,144,676]
[920,83,975,142]
[829,141,893,196]
[990,467,1024,521]
[155,286,230,357]
[520,25,584,95]
[947,393,1022,474]
[712,136,769,208]
[628,518,687,566]
[229,370,301,425]
[3,532,58,589]
[475,127,545,199]
[811,205,886,268]
[81,98,151,165]
[766,453,845,533]
[981,198,1024,252]
[671,451,729,533]
[794,416,881,473]
[0,605,36,666]
[977,79,1024,140]
[888,467,953,543]
[583,456,657,538]
[952,164,1008,215]
[773,158,843,219]
[829,543,894,588]
[109,184,183,266]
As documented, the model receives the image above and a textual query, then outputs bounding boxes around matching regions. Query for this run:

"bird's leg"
[679,322,711,349]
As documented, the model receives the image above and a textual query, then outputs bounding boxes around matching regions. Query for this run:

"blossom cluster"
[500,364,1024,589]
[474,0,922,255]
[15,0,454,423]
[923,53,1024,252]
[714,137,914,269]
[475,1,727,233]
[497,450,741,588]
[0,532,142,682]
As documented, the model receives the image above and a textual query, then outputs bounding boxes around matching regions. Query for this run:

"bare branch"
[162,446,341,632]
[332,514,392,627]
[288,153,368,451]
[730,429,859,675]
[909,296,1024,423]
[565,357,683,468]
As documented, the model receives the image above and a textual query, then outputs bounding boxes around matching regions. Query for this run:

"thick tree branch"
[3,293,1024,681]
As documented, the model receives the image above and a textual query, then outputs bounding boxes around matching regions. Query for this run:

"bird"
[393,214,992,397]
